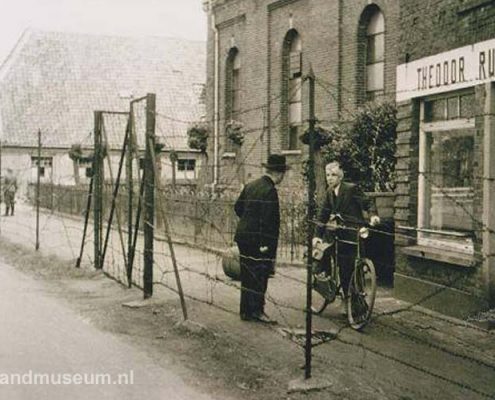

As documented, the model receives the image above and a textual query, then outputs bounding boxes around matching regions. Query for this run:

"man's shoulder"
[341,182,357,192]
[247,176,273,189]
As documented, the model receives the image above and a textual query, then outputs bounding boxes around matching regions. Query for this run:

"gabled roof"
[0,29,206,150]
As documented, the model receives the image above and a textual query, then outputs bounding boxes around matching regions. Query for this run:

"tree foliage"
[322,102,397,192]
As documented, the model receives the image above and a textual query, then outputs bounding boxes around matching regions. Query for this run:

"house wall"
[1,147,205,202]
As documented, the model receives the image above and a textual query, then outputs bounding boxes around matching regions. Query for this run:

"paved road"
[2,203,495,400]
[0,259,228,400]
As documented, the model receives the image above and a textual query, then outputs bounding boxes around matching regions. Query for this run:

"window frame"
[31,156,53,181]
[283,31,302,151]
[417,97,476,255]
[364,8,385,101]
[224,47,241,154]
[177,159,196,172]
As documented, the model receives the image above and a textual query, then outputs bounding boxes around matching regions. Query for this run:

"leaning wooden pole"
[128,170,145,288]
[145,94,188,320]
[127,104,143,288]
[75,176,94,268]
[143,94,156,298]
[126,105,134,287]
[101,115,130,278]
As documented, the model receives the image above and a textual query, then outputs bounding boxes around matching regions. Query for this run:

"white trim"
[422,118,475,132]
[281,149,302,155]
[417,237,474,255]
[396,37,495,102]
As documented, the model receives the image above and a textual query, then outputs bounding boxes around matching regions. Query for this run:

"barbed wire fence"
[0,73,494,398]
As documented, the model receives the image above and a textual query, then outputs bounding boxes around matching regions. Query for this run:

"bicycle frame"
[312,216,377,330]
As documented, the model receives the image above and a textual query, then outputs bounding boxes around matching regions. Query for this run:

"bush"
[321,102,397,192]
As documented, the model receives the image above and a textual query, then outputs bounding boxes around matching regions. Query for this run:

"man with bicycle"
[313,161,380,314]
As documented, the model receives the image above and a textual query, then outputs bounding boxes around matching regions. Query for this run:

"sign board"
[396,37,495,102]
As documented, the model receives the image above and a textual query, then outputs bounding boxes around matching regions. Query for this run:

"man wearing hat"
[234,154,289,323]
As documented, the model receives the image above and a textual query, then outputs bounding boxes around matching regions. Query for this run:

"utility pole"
[143,93,156,298]
[304,67,317,380]
[36,129,41,250]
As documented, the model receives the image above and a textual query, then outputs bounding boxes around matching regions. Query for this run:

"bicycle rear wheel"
[347,258,376,330]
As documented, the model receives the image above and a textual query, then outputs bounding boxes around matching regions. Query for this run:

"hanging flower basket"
[300,126,332,149]
[187,123,209,153]
[225,120,244,146]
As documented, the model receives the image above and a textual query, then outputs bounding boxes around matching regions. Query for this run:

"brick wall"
[205,0,400,191]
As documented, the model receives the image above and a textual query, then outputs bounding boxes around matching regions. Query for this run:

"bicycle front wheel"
[311,256,337,315]
[347,258,377,331]
[312,280,330,314]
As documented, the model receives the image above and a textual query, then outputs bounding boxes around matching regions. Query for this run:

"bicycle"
[311,214,377,331]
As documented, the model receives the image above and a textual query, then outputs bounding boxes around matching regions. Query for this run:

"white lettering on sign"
[397,38,495,101]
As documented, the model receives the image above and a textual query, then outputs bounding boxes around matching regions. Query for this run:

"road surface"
[0,258,229,400]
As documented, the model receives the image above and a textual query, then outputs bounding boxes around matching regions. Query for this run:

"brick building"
[204,0,495,317]
[394,0,495,316]
[203,0,399,193]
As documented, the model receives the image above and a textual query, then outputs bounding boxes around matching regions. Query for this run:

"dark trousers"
[237,242,270,318]
[317,242,354,296]
[4,192,15,215]
[338,250,354,296]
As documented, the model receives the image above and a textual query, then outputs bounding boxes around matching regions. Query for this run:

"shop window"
[282,29,302,151]
[365,9,385,101]
[418,92,476,254]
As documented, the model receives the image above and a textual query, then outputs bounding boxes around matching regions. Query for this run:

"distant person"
[234,154,289,323]
[3,168,18,216]
[313,161,380,312]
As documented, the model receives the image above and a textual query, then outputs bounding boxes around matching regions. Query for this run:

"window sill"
[401,245,476,268]
[221,152,236,159]
[281,150,302,156]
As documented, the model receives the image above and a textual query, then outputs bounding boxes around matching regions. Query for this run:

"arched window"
[358,6,385,103]
[365,8,385,101]
[281,30,302,151]
[225,47,240,152]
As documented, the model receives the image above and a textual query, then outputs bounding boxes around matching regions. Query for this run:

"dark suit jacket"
[234,175,280,260]
[316,182,376,239]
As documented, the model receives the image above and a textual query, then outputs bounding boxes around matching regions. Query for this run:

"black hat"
[262,154,290,172]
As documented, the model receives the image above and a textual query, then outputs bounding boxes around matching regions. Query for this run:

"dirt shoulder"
[0,239,332,400]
